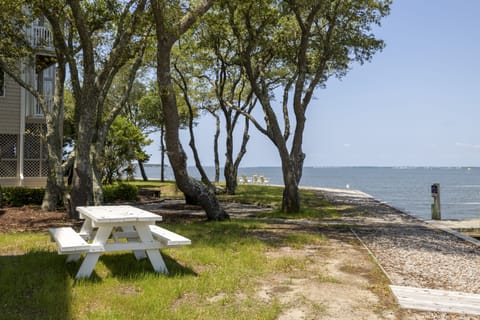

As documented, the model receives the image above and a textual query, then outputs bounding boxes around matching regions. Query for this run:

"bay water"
[137,165,480,221]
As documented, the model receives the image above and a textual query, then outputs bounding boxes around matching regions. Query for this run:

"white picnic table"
[49,205,191,279]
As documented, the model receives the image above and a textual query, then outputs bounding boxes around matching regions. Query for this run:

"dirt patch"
[255,227,398,320]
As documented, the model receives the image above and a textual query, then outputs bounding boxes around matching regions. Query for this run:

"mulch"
[0,206,77,233]
[0,187,209,233]
[0,197,248,233]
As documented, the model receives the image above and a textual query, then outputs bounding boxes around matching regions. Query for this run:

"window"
[34,65,55,115]
[0,70,4,97]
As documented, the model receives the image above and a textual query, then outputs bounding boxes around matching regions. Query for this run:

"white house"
[0,18,55,187]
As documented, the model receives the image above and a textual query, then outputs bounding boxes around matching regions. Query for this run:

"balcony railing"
[34,95,53,117]
[29,26,54,51]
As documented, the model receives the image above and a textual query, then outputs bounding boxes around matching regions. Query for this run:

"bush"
[103,183,138,203]
[1,187,45,207]
[0,183,138,207]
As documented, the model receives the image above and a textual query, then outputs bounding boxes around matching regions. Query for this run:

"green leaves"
[102,115,152,183]
[0,0,35,64]
[223,0,391,91]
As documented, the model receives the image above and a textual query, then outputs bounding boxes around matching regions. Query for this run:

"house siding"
[0,75,21,134]
[0,177,46,187]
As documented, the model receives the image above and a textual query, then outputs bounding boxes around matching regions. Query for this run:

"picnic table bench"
[49,205,191,279]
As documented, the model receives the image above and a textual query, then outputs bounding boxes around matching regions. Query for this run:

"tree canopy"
[222,0,391,212]
[0,0,391,218]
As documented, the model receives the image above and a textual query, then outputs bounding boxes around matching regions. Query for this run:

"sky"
[146,0,480,168]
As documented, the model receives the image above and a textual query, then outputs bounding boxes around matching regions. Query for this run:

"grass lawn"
[0,183,339,320]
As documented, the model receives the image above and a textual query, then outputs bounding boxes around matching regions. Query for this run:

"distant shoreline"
[143,164,479,169]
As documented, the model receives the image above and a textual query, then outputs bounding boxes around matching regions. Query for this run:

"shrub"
[103,183,138,203]
[1,187,45,207]
[0,184,138,207]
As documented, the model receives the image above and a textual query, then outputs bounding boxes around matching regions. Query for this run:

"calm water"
[137,165,480,220]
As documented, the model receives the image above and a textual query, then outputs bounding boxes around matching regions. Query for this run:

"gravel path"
[317,187,480,319]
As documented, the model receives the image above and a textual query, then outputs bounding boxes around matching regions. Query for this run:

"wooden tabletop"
[76,205,162,223]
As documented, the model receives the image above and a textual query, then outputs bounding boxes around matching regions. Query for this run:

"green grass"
[0,182,341,319]
[219,184,285,207]
[131,180,183,198]
[0,219,331,320]
[219,184,339,219]
[131,180,338,219]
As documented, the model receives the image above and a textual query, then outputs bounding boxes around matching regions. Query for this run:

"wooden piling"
[431,183,441,220]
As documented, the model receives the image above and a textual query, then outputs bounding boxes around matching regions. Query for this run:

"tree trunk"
[154,42,228,221]
[223,115,236,194]
[42,117,65,211]
[42,58,67,211]
[42,141,65,211]
[91,142,104,205]
[266,97,303,213]
[187,98,214,189]
[69,95,97,218]
[138,159,148,181]
[160,124,165,182]
[152,0,226,220]
[279,142,305,213]
[213,112,220,183]
[70,156,93,219]
[223,111,250,195]
[281,161,301,213]
[189,136,213,190]
[224,161,237,195]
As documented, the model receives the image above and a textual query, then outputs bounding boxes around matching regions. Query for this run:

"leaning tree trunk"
[187,98,214,190]
[138,159,148,181]
[155,42,228,221]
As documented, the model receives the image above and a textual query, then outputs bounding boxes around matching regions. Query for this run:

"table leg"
[79,218,94,240]
[67,253,82,262]
[135,224,168,274]
[75,225,113,279]
[76,253,101,279]
[133,250,148,260]
[121,226,147,260]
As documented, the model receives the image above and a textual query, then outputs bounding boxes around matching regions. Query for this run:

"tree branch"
[179,0,216,36]
[224,100,268,137]
[0,59,48,114]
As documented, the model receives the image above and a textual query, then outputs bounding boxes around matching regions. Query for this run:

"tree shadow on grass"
[0,251,72,320]
[99,252,197,279]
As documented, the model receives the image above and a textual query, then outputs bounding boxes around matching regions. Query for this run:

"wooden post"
[431,183,441,220]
